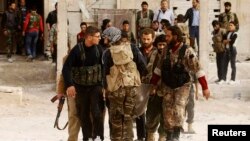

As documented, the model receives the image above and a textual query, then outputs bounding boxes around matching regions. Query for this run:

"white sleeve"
[153,10,159,21]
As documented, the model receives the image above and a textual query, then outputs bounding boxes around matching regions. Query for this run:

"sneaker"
[187,123,196,134]
[7,58,13,63]
[217,80,225,85]
[228,80,236,85]
[214,79,220,83]
[26,55,33,62]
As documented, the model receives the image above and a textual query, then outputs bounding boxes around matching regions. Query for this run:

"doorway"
[0,0,45,55]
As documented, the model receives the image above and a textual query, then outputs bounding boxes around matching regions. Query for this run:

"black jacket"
[184,8,195,27]
[62,42,103,88]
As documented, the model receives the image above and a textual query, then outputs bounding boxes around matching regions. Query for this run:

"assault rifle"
[51,95,68,130]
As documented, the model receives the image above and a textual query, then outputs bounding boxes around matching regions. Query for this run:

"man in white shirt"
[153,0,175,28]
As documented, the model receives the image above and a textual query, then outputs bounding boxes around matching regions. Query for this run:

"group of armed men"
[58,0,240,141]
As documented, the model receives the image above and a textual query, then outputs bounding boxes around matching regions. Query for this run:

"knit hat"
[102,27,121,43]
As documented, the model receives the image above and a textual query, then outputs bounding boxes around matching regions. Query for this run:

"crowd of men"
[1,0,240,141]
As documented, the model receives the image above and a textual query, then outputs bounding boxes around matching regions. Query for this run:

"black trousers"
[135,113,146,139]
[225,48,237,81]
[216,51,226,81]
[75,85,105,140]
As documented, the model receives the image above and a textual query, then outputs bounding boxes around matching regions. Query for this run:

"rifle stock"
[51,95,68,130]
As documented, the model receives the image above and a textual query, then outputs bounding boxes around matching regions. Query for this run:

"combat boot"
[146,132,155,141]
[187,123,195,134]
[172,128,180,141]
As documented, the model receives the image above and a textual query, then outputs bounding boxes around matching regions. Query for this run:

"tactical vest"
[212,28,226,53]
[28,12,40,29]
[162,45,190,89]
[141,48,158,84]
[139,10,152,28]
[71,43,102,86]
[221,12,237,30]
[106,43,141,92]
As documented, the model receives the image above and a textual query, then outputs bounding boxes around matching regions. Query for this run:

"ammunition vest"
[28,12,40,29]
[141,48,158,84]
[221,12,237,30]
[162,45,190,89]
[72,43,102,86]
[139,10,152,28]
[212,28,226,53]
[106,43,141,92]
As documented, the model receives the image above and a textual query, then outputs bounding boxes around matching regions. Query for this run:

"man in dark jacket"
[63,26,105,141]
[184,0,200,54]
[1,2,18,63]
[46,2,57,31]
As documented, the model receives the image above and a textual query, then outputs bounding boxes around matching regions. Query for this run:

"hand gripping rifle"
[51,95,68,130]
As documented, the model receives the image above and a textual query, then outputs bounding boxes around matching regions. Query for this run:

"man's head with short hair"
[224,2,231,13]
[20,0,25,6]
[212,20,220,27]
[154,34,167,53]
[121,30,129,43]
[80,22,87,27]
[161,19,171,30]
[122,20,130,32]
[30,5,37,12]
[161,0,169,11]
[151,20,160,31]
[101,19,112,32]
[141,28,155,49]
[85,26,101,46]
[212,20,220,30]
[165,26,183,45]
[224,2,231,7]
[80,22,87,32]
[141,1,149,11]
[177,14,185,23]
[8,2,16,10]
[228,21,236,31]
[192,0,199,8]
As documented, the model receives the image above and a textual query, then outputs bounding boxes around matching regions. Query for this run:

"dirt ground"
[0,55,250,141]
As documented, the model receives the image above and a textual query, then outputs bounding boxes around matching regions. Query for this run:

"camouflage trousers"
[108,86,138,141]
[145,95,166,136]
[185,84,195,124]
[4,29,16,58]
[161,83,190,130]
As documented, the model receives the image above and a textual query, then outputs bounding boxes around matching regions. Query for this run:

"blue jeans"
[25,31,39,58]
[225,47,237,81]
[189,26,199,55]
